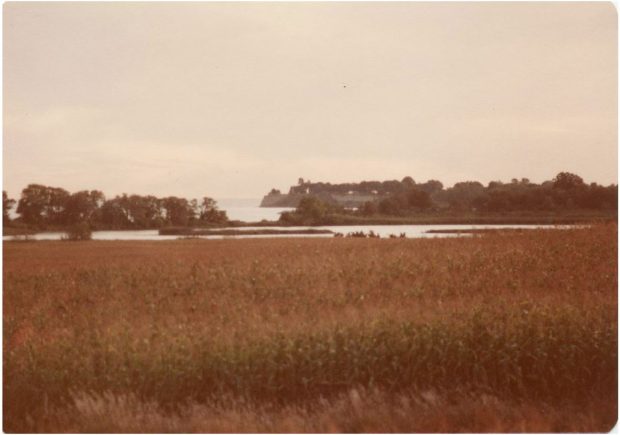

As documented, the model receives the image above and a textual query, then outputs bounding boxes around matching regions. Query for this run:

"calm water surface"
[3,201,567,241]
[224,206,293,222]
[4,224,563,241]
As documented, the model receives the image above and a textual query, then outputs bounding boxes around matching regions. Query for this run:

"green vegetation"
[279,196,345,225]
[61,222,93,241]
[278,172,617,225]
[3,187,227,232]
[3,224,617,432]
[4,171,616,233]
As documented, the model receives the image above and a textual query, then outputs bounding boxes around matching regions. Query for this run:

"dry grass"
[30,388,617,433]
[3,224,618,432]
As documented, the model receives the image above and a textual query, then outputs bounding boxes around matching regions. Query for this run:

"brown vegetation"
[3,224,617,432]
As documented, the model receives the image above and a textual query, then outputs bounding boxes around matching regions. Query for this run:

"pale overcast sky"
[3,2,617,200]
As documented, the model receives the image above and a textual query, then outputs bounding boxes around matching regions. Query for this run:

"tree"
[62,222,92,241]
[63,190,105,225]
[401,176,415,188]
[374,187,432,216]
[296,196,329,220]
[16,184,69,226]
[378,197,398,215]
[16,184,47,225]
[280,196,342,224]
[381,180,403,194]
[444,181,484,210]
[576,183,618,210]
[99,197,132,229]
[123,195,163,228]
[553,172,584,190]
[46,187,70,225]
[359,201,378,216]
[3,191,15,226]
[406,189,432,209]
[162,196,192,227]
[418,180,443,195]
[198,197,228,224]
[474,190,514,212]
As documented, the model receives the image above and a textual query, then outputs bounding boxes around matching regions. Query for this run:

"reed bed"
[3,224,617,432]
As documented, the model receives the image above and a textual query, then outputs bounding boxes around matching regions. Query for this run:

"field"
[3,224,618,432]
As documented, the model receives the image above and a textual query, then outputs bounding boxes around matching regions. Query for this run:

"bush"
[62,222,92,241]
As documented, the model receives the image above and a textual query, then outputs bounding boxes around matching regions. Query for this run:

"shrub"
[62,222,92,241]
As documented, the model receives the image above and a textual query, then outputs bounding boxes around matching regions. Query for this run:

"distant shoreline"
[159,228,333,236]
[4,213,616,237]
[231,212,617,227]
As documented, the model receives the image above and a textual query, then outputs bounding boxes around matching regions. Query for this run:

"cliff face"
[260,192,384,208]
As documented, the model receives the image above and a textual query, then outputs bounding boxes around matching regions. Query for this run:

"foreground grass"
[3,224,617,432]
[39,388,617,433]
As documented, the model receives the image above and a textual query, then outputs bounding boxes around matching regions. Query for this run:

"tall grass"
[3,224,617,432]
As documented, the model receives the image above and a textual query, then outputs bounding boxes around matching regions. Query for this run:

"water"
[3,200,567,241]
[216,198,294,222]
[3,223,563,241]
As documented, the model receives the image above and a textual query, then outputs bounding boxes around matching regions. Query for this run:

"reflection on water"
[4,224,562,241]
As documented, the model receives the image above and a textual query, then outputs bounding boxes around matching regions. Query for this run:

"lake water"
[3,223,564,241]
[2,200,568,241]
[221,205,293,222]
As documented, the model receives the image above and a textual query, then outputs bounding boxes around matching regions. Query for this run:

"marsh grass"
[36,387,614,433]
[3,224,617,432]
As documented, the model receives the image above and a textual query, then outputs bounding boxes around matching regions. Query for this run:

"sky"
[3,2,618,201]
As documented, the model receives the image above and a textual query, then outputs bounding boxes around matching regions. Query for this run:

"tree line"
[281,172,617,224]
[286,176,444,196]
[3,184,228,230]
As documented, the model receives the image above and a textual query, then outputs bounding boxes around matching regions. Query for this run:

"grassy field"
[3,224,617,432]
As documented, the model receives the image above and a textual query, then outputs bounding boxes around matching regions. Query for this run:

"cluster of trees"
[432,172,617,214]
[283,172,617,221]
[359,188,433,216]
[280,196,344,225]
[3,184,228,230]
[287,177,444,196]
